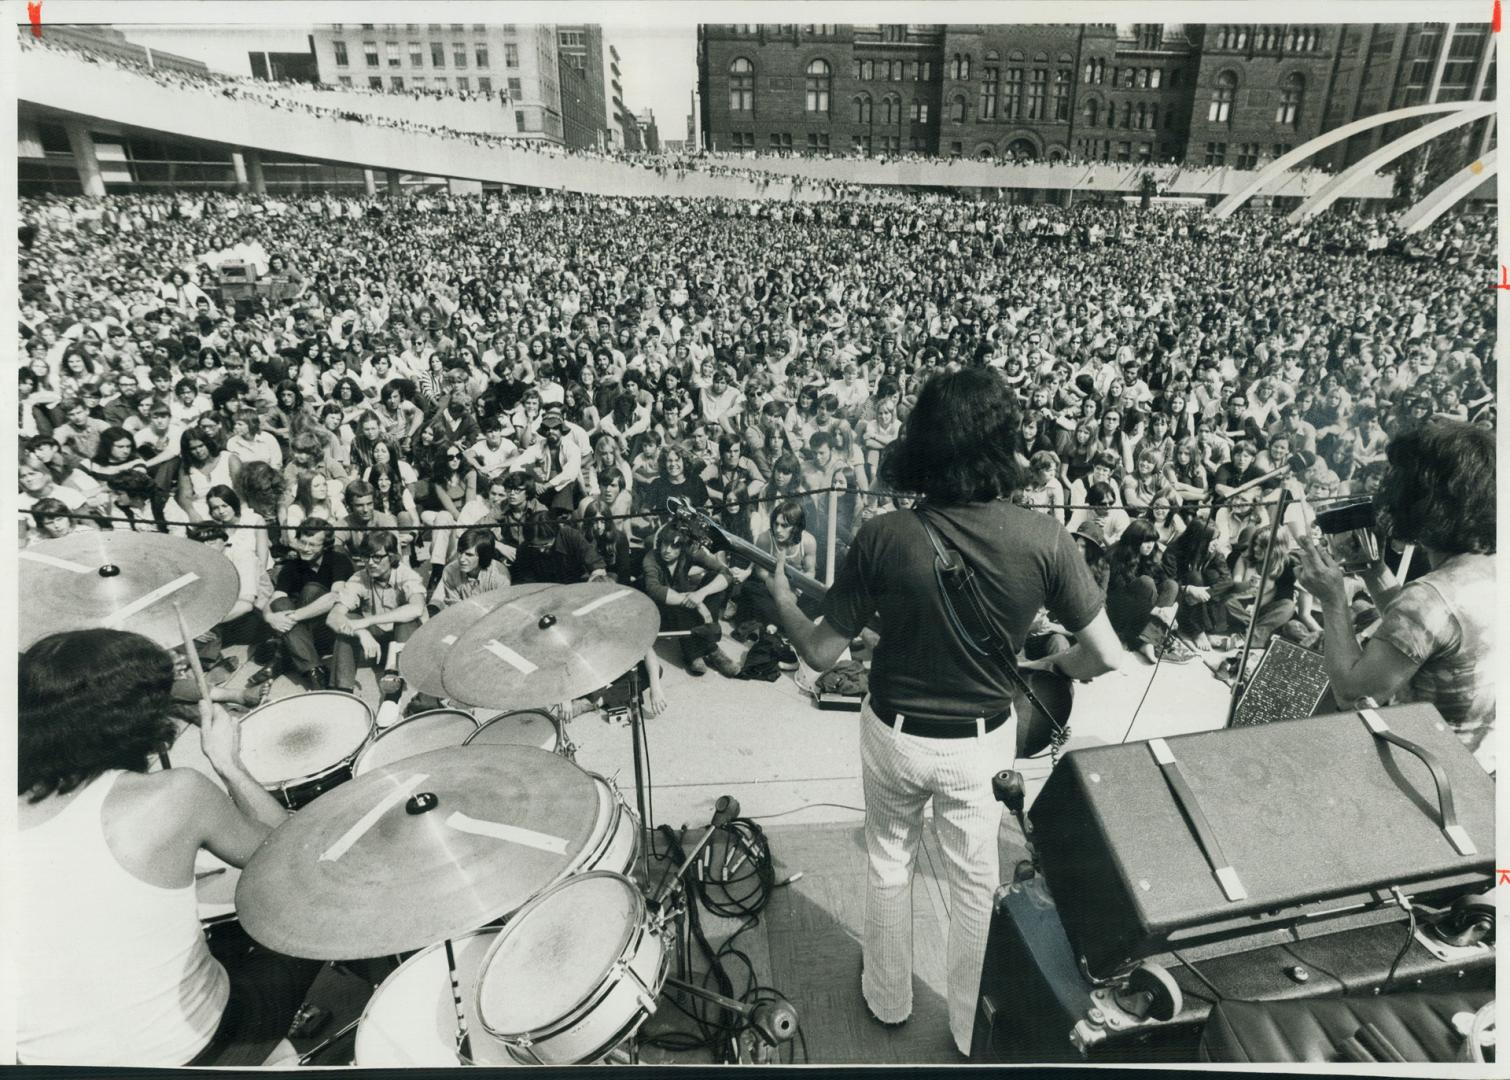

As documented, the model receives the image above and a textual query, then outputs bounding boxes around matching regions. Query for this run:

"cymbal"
[441,582,659,709]
[18,530,240,652]
[398,584,554,697]
[235,745,602,959]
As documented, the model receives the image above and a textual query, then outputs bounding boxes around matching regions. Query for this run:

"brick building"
[558,25,607,151]
[698,22,1495,171]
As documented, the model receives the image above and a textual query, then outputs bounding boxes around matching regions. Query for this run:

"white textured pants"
[859,697,1014,1055]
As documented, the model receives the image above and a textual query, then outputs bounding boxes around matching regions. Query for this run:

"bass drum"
[354,929,518,1067]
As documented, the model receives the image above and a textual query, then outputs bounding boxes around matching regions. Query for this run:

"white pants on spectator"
[859,698,1014,1055]
[419,510,455,567]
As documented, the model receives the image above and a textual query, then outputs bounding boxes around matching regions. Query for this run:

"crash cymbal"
[398,584,555,697]
[235,745,602,959]
[18,530,239,651]
[441,582,659,709]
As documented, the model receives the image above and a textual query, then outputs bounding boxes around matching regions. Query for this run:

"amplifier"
[1029,704,1494,975]
[969,877,1495,1064]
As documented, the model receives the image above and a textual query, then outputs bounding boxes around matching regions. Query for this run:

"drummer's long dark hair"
[19,629,176,802]
[879,367,1026,505]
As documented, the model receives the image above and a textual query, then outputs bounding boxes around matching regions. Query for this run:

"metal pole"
[1225,489,1292,727]
[825,488,839,587]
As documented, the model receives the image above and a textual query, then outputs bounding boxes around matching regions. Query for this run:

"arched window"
[1286,29,1298,51]
[1218,27,1230,49]
[1235,28,1248,49]
[881,96,901,125]
[1276,73,1303,125]
[1122,101,1134,128]
[1136,103,1147,129]
[1208,70,1236,122]
[977,144,994,159]
[729,57,754,112]
[860,59,874,80]
[950,54,961,79]
[853,95,872,124]
[1053,68,1071,121]
[1084,97,1101,126]
[962,54,972,80]
[805,58,830,113]
[949,95,966,123]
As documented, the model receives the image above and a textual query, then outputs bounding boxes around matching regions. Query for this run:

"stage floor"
[199,630,1237,1066]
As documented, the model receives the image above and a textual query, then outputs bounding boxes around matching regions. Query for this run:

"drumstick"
[174,601,213,718]
[443,937,473,1062]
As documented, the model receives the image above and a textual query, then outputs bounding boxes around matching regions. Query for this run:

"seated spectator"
[641,522,738,678]
[1106,519,1184,665]
[431,527,511,608]
[249,518,353,690]
[325,530,426,694]
[511,510,607,585]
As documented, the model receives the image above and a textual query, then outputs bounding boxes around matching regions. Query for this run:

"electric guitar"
[666,497,1074,759]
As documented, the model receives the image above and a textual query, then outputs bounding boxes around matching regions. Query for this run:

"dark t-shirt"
[273,550,355,598]
[1212,461,1264,503]
[822,501,1104,721]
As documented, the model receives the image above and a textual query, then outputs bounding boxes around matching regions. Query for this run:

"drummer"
[17,628,320,1066]
[326,529,426,695]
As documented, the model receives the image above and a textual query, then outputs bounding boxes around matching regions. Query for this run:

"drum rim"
[354,926,504,1064]
[354,708,479,775]
[462,708,561,747]
[239,691,374,789]
[474,871,647,1041]
[564,774,625,878]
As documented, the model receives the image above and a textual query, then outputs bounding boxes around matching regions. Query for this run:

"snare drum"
[354,709,478,776]
[464,709,562,756]
[237,691,373,809]
[355,929,518,1067]
[475,873,667,1065]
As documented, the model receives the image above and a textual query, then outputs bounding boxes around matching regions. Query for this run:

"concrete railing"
[20,46,1393,202]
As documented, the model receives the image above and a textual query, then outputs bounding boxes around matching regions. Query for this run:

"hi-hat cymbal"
[18,530,240,651]
[441,582,659,709]
[235,745,602,959]
[398,584,554,697]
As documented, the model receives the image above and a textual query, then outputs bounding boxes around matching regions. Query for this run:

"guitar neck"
[718,530,829,604]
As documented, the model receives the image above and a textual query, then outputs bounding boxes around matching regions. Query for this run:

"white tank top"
[18,771,229,1065]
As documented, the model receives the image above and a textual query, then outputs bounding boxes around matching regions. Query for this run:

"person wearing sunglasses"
[324,530,426,695]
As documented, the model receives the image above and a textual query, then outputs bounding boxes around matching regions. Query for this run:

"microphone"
[652,793,738,907]
[750,999,799,1046]
[711,794,740,829]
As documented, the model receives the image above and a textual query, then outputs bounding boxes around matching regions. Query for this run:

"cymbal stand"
[1224,489,1292,727]
[626,664,654,882]
[443,937,475,1064]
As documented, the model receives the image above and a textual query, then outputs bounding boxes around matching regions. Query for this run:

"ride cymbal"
[234,745,601,959]
[441,582,658,709]
[18,530,239,651]
[398,584,553,697]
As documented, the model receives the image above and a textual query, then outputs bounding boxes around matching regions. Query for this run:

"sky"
[114,23,700,144]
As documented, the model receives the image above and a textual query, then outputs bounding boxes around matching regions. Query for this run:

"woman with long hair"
[415,442,475,581]
[282,472,339,542]
[1296,420,1496,767]
[174,429,233,523]
[1106,518,1185,664]
[579,498,635,584]
[88,426,144,482]
[1161,517,1230,651]
[1164,436,1209,506]
[205,483,269,573]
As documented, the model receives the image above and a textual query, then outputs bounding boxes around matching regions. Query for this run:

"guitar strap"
[914,508,1070,750]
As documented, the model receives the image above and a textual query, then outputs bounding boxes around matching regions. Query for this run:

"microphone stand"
[1224,489,1292,727]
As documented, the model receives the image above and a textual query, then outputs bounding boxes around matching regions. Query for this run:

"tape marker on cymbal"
[571,589,633,617]
[319,773,429,862]
[105,572,200,627]
[482,639,537,674]
[19,550,92,573]
[445,811,568,855]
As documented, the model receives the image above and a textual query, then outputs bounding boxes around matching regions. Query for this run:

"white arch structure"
[1210,102,1485,220]
[1395,158,1500,234]
[1287,101,1496,223]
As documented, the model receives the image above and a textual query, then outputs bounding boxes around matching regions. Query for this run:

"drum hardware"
[649,795,740,909]
[443,937,474,1064]
[659,976,800,1064]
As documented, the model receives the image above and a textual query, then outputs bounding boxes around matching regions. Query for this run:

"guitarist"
[760,367,1123,1058]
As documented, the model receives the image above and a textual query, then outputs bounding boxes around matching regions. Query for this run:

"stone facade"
[698,22,1495,170]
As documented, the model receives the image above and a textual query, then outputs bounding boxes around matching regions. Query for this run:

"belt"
[871,703,1011,739]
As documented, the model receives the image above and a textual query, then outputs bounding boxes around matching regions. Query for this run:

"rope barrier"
[22,480,1373,531]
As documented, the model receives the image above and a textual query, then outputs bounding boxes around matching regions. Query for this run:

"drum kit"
[23,537,799,1065]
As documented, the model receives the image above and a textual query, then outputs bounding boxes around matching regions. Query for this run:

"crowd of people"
[16,181,1495,694]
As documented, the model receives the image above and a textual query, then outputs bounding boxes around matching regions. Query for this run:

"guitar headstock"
[665,496,727,554]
